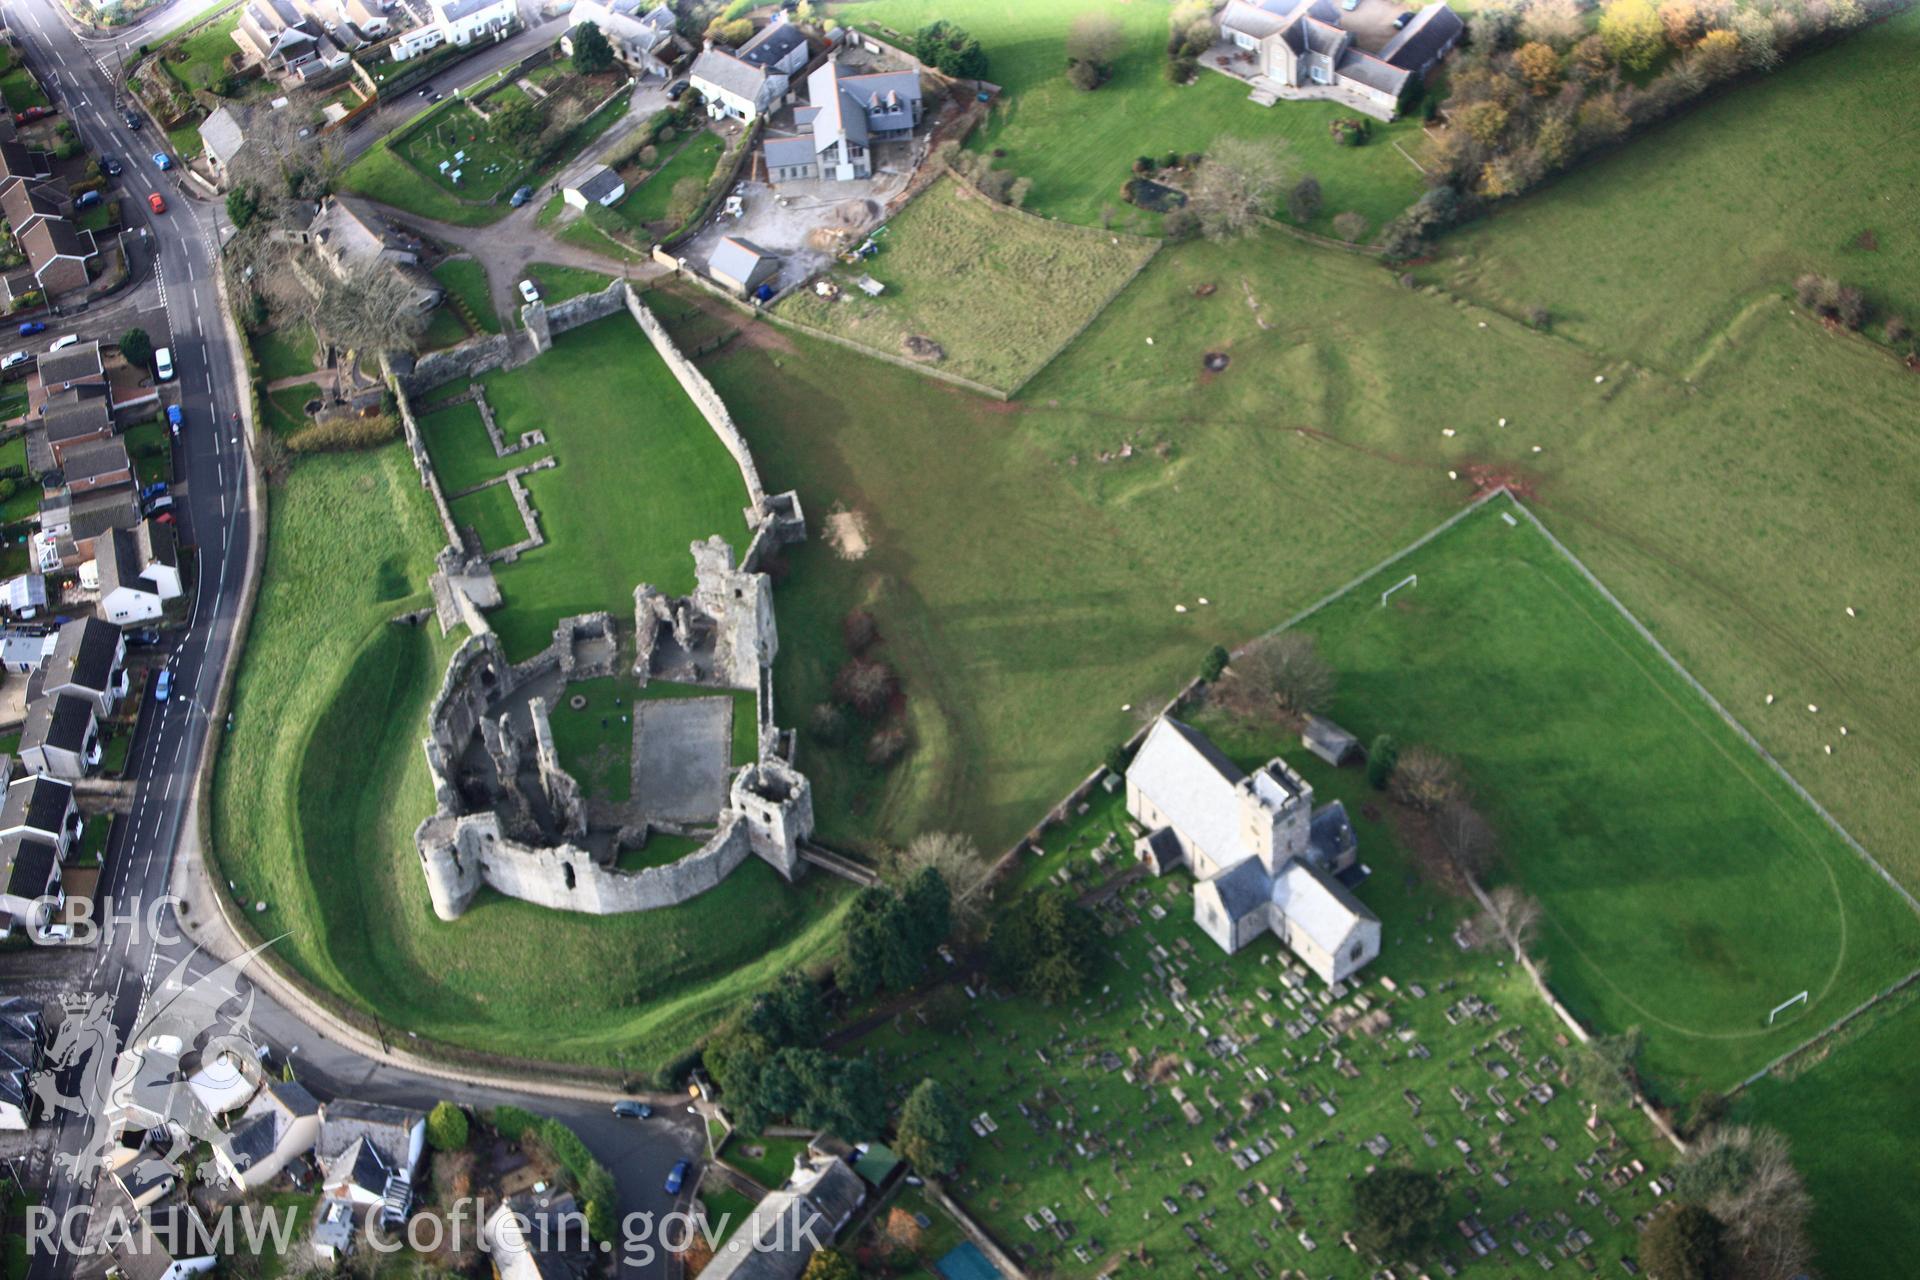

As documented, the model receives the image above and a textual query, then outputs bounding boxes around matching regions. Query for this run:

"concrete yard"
[631,695,733,823]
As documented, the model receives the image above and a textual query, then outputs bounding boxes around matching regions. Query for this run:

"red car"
[148,192,166,214]
[13,107,53,124]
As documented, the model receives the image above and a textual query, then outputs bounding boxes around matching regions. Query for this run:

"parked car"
[155,347,174,380]
[1392,10,1415,27]
[75,190,102,209]
[145,494,173,515]
[127,628,163,647]
[18,322,46,337]
[518,279,541,304]
[663,1160,691,1195]
[141,481,168,502]
[611,1100,652,1119]
[509,185,533,207]
[417,86,435,98]
[124,109,142,129]
[154,668,172,702]
[1,351,27,371]
[153,511,176,526]
[46,334,77,352]
[101,157,123,176]
[166,404,183,437]
[151,152,171,171]
[37,922,72,943]
[666,80,689,101]
[14,107,52,124]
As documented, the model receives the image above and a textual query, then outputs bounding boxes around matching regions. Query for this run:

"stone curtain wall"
[624,285,769,507]
[385,354,463,547]
[461,814,758,915]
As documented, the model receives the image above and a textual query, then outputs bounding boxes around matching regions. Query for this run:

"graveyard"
[857,746,1677,1277]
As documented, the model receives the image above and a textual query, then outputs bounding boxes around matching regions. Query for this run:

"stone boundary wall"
[623,285,768,506]
[386,356,462,546]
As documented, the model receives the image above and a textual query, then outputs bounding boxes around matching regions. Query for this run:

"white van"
[155,346,174,380]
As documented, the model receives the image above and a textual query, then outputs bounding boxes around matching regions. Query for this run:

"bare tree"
[1065,12,1124,89]
[1233,631,1334,719]
[1678,1126,1815,1280]
[1435,797,1499,881]
[898,831,989,930]
[225,108,347,207]
[1332,210,1369,242]
[299,260,429,363]
[1473,884,1541,956]
[1189,136,1290,240]
[1389,746,1462,812]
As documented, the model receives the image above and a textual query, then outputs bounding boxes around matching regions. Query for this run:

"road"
[1,2,701,1275]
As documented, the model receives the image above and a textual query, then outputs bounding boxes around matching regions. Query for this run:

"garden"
[774,174,1160,394]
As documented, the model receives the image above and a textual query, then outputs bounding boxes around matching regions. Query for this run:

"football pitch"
[1289,498,1920,1093]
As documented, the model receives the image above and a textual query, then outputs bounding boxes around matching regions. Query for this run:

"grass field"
[1735,989,1920,1275]
[1287,503,1917,1091]
[718,1133,810,1191]
[525,264,616,304]
[261,383,318,435]
[474,313,751,659]
[854,738,1675,1278]
[211,445,852,1073]
[775,176,1158,393]
[252,324,317,382]
[448,481,525,553]
[415,398,551,494]
[834,0,1431,235]
[158,14,241,91]
[396,103,532,202]
[432,259,500,334]
[613,131,725,228]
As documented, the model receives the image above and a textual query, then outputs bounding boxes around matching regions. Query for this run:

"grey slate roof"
[1306,800,1356,869]
[1126,716,1256,872]
[690,48,771,102]
[1140,826,1183,874]
[55,436,131,487]
[761,134,817,168]
[226,1110,280,1171]
[47,618,122,695]
[1208,857,1273,923]
[1379,2,1465,71]
[42,386,113,446]
[24,692,94,754]
[569,164,624,204]
[200,105,249,167]
[708,236,778,287]
[1271,859,1375,953]
[266,1078,321,1117]
[1337,52,1410,96]
[37,342,103,387]
[319,1098,421,1168]
[1301,713,1359,764]
[2,833,58,898]
[735,21,806,69]
[1,773,73,836]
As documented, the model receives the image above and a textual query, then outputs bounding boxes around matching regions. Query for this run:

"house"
[108,1205,219,1280]
[20,218,97,297]
[18,693,99,779]
[199,106,250,185]
[0,773,81,861]
[0,142,54,185]
[0,628,53,673]
[707,237,781,296]
[563,164,626,210]
[0,833,62,937]
[94,522,182,625]
[560,1,682,78]
[213,1079,322,1188]
[41,617,129,716]
[1217,0,1462,115]
[51,436,133,498]
[700,1149,867,1280]
[1126,716,1379,982]
[0,996,42,1129]
[332,0,392,39]
[34,488,144,571]
[34,385,115,474]
[233,0,322,72]
[303,196,444,313]
[316,1099,424,1225]
[431,0,517,48]
[2,571,49,619]
[1,178,72,241]
[691,39,794,121]
[484,1191,594,1280]
[764,60,924,183]
[36,341,105,392]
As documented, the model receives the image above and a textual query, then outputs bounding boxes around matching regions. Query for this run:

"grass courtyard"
[612,131,725,228]
[447,481,525,554]
[835,0,1431,236]
[547,676,759,805]
[776,175,1159,394]
[856,739,1676,1278]
[415,398,550,495]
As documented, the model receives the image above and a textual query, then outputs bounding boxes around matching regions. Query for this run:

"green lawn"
[394,102,535,202]
[1286,502,1917,1091]
[341,144,508,226]
[612,130,725,227]
[524,263,615,305]
[0,65,47,111]
[262,382,318,435]
[421,305,470,351]
[0,437,37,524]
[432,258,500,334]
[697,1185,760,1249]
[159,13,242,91]
[719,1133,810,1191]
[475,312,751,660]
[836,0,1430,235]
[416,399,550,495]
[548,677,758,805]
[123,419,170,487]
[447,480,525,553]
[1736,991,1920,1276]
[854,739,1675,1278]
[776,175,1159,393]
[252,323,318,382]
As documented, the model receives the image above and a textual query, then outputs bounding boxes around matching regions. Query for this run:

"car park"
[167,404,183,437]
[664,1160,690,1194]
[148,192,167,214]
[47,334,77,352]
[519,279,541,304]
[611,1100,652,1119]
[151,152,171,170]
[18,322,45,337]
[155,668,172,702]
[1,351,28,371]
[155,347,174,380]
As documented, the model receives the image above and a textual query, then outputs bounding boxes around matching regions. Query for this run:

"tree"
[705,16,753,47]
[299,262,429,360]
[666,176,705,226]
[1657,0,1705,48]
[225,185,260,230]
[1639,1204,1730,1280]
[1388,745,1460,812]
[1168,0,1215,58]
[989,889,1099,1004]
[901,865,952,958]
[741,971,826,1050]
[1332,210,1369,243]
[1235,631,1334,718]
[491,97,543,152]
[834,657,898,719]
[800,1252,857,1280]
[900,832,986,930]
[1676,1126,1814,1280]
[1599,0,1668,72]
[1065,12,1123,91]
[426,1101,470,1151]
[570,20,614,74]
[842,607,879,653]
[768,1048,886,1137]
[1572,1028,1644,1109]
[1473,884,1542,956]
[895,1077,968,1175]
[841,883,936,997]
[1434,797,1498,881]
[1201,645,1230,682]
[1515,41,1562,95]
[1350,1167,1445,1254]
[119,327,153,371]
[1189,136,1289,240]
[1520,0,1585,49]
[1285,175,1322,223]
[913,20,988,79]
[1365,734,1398,790]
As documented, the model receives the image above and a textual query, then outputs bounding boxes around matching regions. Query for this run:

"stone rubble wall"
[623,285,768,507]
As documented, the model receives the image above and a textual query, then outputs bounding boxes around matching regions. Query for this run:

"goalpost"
[1767,991,1809,1025]
[1380,574,1418,607]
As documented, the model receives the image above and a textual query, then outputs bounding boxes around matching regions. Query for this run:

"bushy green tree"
[225,185,259,230]
[895,1077,967,1175]
[426,1100,469,1151]
[119,327,153,371]
[913,20,988,78]
[1639,1204,1729,1280]
[571,20,614,73]
[1366,734,1399,790]
[1351,1167,1445,1254]
[989,889,1099,1004]
[1202,645,1231,682]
